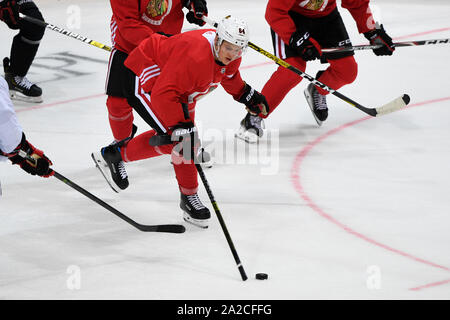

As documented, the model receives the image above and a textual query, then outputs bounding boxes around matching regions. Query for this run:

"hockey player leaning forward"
[237,0,396,143]
[92,16,268,229]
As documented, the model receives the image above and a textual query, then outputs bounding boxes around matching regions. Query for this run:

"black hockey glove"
[364,24,395,56]
[171,121,200,163]
[184,0,208,26]
[289,30,322,61]
[238,83,269,117]
[0,0,20,29]
[4,133,54,177]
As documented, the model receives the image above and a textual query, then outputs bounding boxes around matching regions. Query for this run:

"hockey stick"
[195,163,248,281]
[20,14,112,52]
[149,103,248,280]
[147,144,248,279]
[18,151,184,233]
[203,16,410,117]
[322,38,450,53]
[52,171,185,233]
[176,100,248,281]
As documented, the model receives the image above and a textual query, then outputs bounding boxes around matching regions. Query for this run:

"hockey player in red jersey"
[92,16,268,228]
[103,0,208,186]
[236,0,396,143]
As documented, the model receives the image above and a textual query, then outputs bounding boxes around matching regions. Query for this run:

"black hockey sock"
[9,1,45,76]
[9,34,40,76]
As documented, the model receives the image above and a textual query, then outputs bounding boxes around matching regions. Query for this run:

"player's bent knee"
[20,3,45,40]
[335,56,358,85]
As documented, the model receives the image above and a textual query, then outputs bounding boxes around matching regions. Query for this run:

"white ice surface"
[0,0,449,299]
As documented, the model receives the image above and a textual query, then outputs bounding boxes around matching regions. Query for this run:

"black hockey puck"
[255,273,268,280]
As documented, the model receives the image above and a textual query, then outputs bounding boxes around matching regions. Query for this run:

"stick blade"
[376,94,410,116]
[138,224,186,233]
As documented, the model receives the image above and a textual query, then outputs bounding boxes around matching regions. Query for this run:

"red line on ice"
[290,97,450,292]
[16,93,105,113]
[393,27,450,40]
[409,279,450,291]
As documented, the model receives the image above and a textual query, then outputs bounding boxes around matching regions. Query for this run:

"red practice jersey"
[266,0,375,44]
[124,29,245,126]
[110,0,186,54]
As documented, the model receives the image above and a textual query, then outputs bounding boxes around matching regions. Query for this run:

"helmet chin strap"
[213,37,221,59]
[213,37,225,65]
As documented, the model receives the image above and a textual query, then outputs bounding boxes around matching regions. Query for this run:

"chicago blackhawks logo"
[143,0,172,25]
[300,0,326,11]
[146,0,169,18]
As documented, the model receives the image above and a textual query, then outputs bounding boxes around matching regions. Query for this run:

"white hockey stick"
[322,38,450,53]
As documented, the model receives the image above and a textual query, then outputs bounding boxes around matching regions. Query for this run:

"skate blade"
[91,152,120,193]
[304,89,323,127]
[183,212,209,229]
[10,91,43,104]
[235,128,259,144]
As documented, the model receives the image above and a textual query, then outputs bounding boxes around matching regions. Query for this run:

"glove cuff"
[364,29,377,41]
[364,24,388,39]
[183,0,191,9]
[237,83,252,104]
[308,37,322,55]
[6,133,28,157]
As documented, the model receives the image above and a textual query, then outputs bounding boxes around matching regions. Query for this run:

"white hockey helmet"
[214,15,250,57]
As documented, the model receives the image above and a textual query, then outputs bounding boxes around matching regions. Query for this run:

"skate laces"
[187,194,205,210]
[117,161,128,179]
[249,115,264,129]
[312,87,327,110]
[105,141,128,179]
[14,76,33,90]
[111,143,128,180]
[245,114,264,131]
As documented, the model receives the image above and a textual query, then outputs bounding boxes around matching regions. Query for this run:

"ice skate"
[235,113,265,144]
[304,83,328,126]
[91,143,129,193]
[180,193,211,229]
[3,57,43,103]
